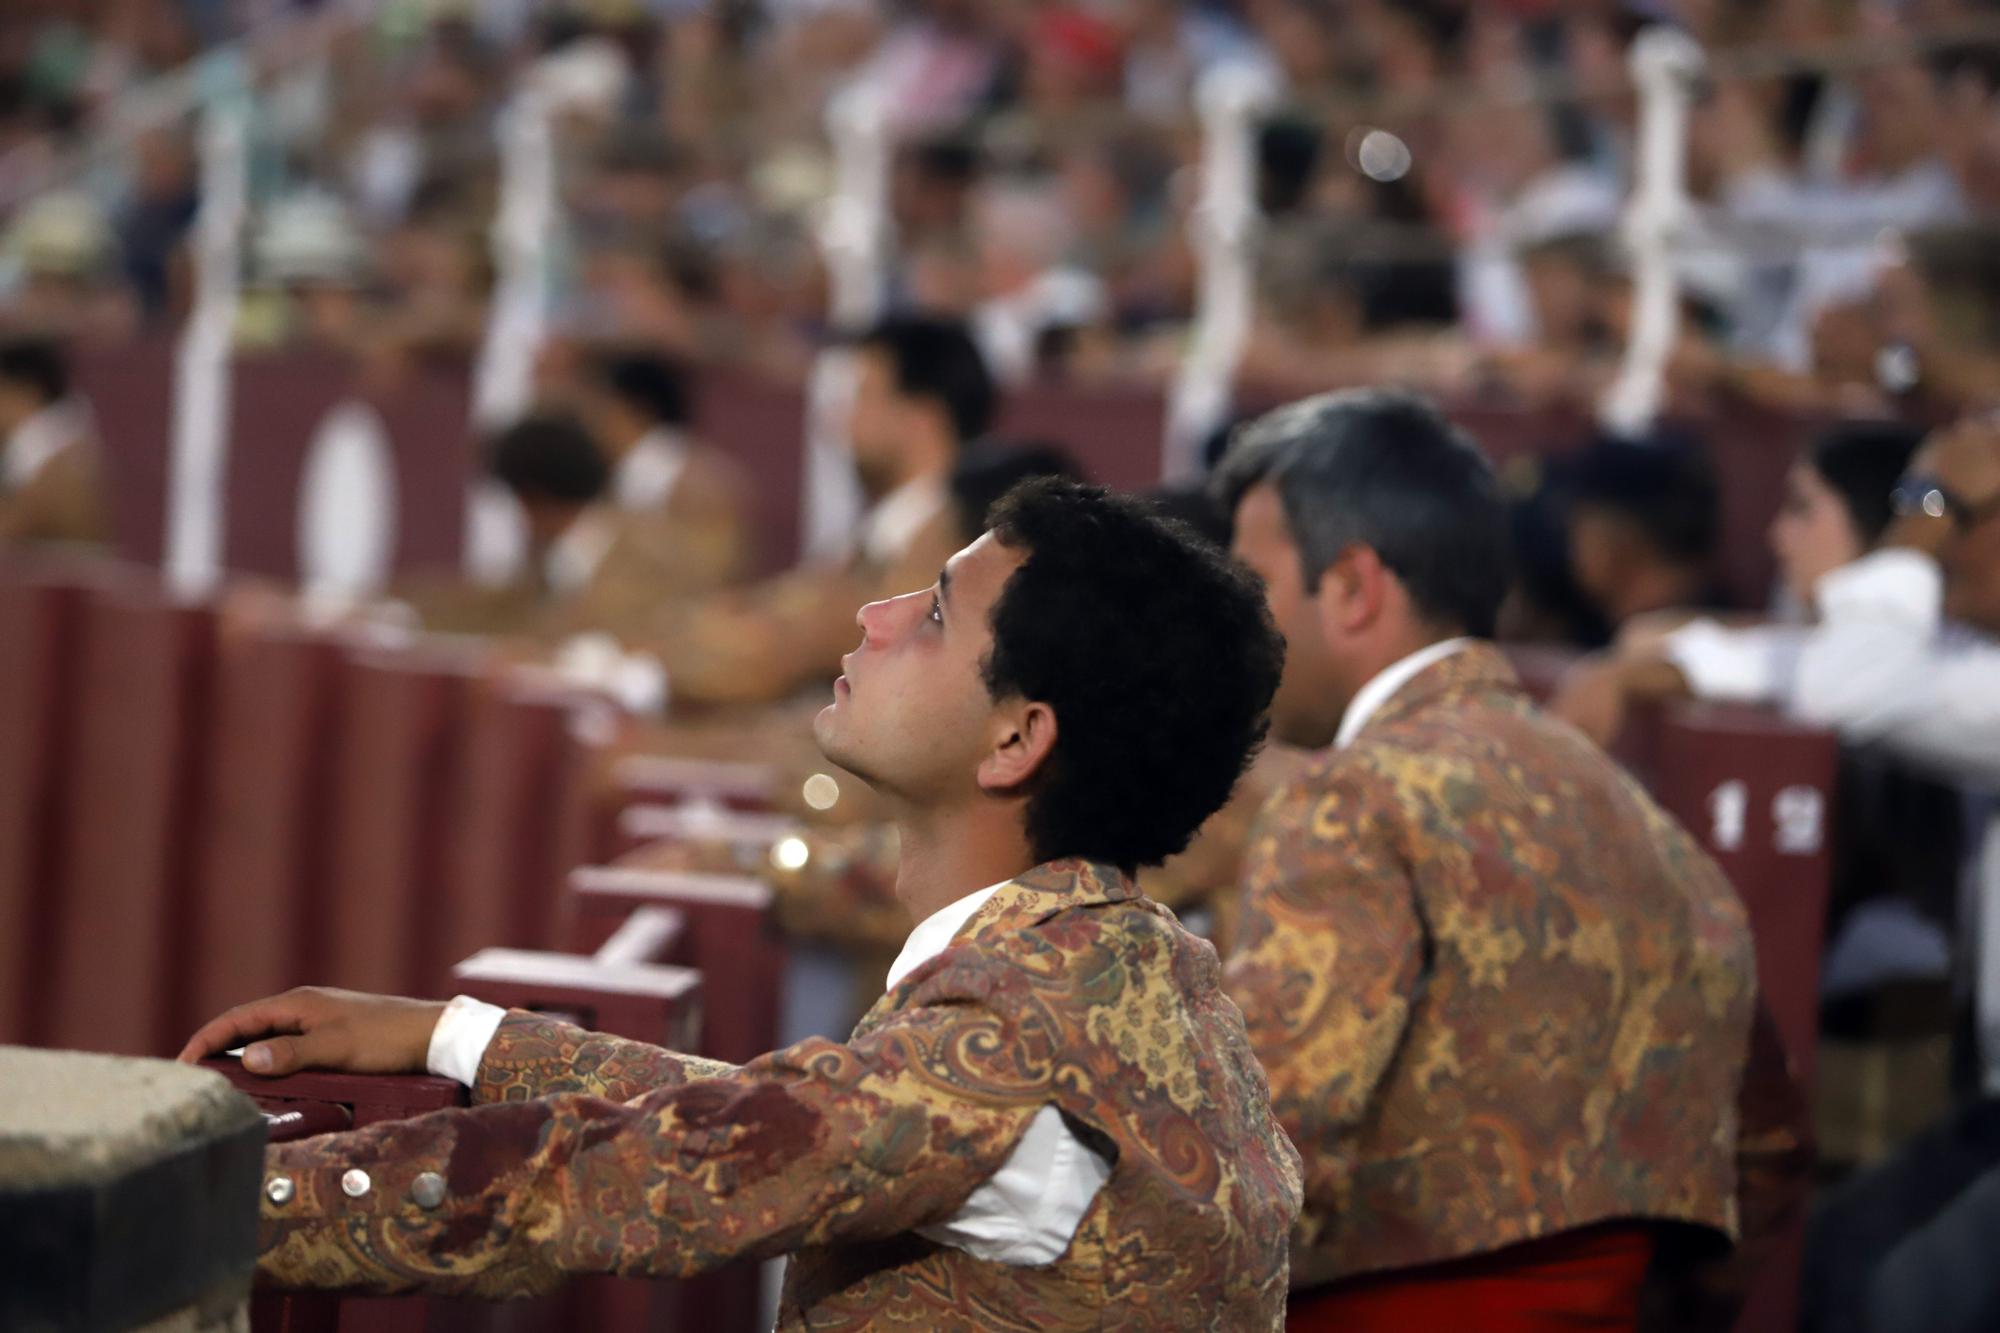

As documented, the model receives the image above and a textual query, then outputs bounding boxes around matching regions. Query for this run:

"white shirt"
[3,398,90,492]
[613,428,690,513]
[1662,619,1807,706]
[1336,638,1473,749]
[1763,548,2000,1093]
[428,882,1111,1266]
[856,475,948,567]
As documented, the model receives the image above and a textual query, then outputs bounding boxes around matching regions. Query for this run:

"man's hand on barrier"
[176,987,446,1077]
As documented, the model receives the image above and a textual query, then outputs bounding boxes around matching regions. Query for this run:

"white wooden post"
[1598,25,1706,439]
[166,53,249,596]
[1162,61,1277,482]
[802,80,892,562]
[465,85,557,584]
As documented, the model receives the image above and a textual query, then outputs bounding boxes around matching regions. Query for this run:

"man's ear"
[978,700,1058,795]
[1315,545,1389,637]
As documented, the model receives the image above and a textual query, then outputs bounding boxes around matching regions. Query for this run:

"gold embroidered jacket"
[258,860,1303,1329]
[1223,644,1809,1289]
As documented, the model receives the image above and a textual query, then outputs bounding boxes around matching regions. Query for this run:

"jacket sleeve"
[1222,770,1423,1217]
[469,1009,738,1106]
[256,967,1050,1298]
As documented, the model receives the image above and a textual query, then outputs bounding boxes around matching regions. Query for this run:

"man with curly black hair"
[183,478,1303,1329]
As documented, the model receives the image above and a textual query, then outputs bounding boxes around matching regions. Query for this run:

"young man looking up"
[182,478,1303,1329]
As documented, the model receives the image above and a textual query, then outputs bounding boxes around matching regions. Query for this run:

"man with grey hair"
[1212,388,1810,1331]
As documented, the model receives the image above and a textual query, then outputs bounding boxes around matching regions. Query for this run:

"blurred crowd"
[1,0,1998,420]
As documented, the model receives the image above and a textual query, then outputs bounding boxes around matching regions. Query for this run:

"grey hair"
[1210,387,1513,637]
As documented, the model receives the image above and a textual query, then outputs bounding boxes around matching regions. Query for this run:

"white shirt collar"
[4,398,89,491]
[885,882,1006,992]
[613,427,689,512]
[1334,638,1473,749]
[859,474,948,566]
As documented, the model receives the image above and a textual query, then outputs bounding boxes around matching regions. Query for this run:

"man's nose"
[855,597,894,645]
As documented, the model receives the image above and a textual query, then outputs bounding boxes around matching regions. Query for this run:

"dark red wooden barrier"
[565,866,784,1070]
[45,574,218,1057]
[320,642,480,999]
[0,562,94,1045]
[187,617,343,1030]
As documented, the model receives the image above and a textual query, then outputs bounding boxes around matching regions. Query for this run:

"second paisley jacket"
[1224,644,1810,1290]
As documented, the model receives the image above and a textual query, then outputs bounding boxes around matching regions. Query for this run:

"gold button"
[340,1168,372,1199]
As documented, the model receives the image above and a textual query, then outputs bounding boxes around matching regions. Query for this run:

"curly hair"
[981,478,1284,872]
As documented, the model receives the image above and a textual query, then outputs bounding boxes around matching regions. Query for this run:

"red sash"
[1288,1223,1657,1333]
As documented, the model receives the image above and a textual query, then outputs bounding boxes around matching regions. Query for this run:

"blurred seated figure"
[569,347,752,597]
[1553,420,1926,740]
[0,192,140,343]
[1564,433,1728,633]
[395,411,609,638]
[0,336,109,549]
[1543,413,2000,1333]
[1552,421,1959,1174]
[636,314,994,707]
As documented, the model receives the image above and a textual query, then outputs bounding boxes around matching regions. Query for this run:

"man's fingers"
[175,996,311,1064]
[243,1034,310,1076]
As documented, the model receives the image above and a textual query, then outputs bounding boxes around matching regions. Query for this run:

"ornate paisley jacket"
[1223,644,1809,1289]
[257,860,1303,1329]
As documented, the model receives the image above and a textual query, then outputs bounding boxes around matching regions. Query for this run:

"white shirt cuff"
[425,995,509,1087]
[1815,549,1944,631]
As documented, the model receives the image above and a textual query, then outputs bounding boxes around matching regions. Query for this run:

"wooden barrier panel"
[432,679,590,991]
[1643,704,1839,1084]
[0,564,92,1045]
[45,576,218,1056]
[993,381,1167,491]
[692,367,808,575]
[452,945,703,1054]
[320,641,480,999]
[566,866,785,1068]
[69,337,179,566]
[186,617,344,1030]
[612,754,782,814]
[65,335,1817,614]
[611,802,797,863]
[1632,703,1837,1333]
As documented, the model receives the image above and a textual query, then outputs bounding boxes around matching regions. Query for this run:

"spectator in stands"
[116,128,198,324]
[1213,388,1809,1330]
[0,191,139,342]
[394,410,612,640]
[0,335,107,548]
[181,478,1304,1325]
[1788,412,2000,1333]
[1551,421,1956,1176]
[484,410,611,601]
[1551,420,1927,741]
[572,347,751,598]
[642,313,994,706]
[1564,433,1728,633]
